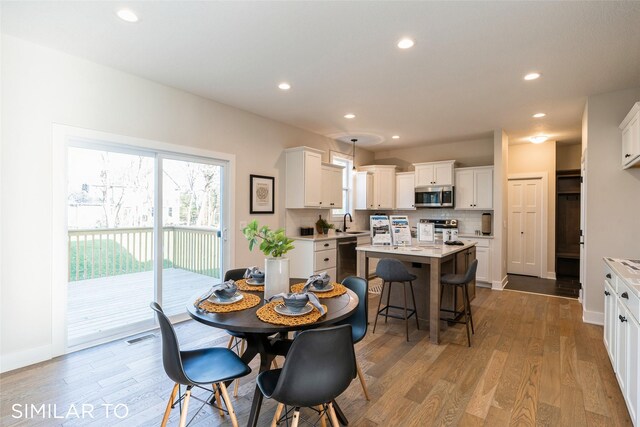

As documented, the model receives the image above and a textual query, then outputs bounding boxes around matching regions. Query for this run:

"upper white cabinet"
[620,102,640,169]
[321,164,344,209]
[413,161,455,187]
[455,166,493,210]
[285,146,323,208]
[356,165,396,210]
[395,172,416,210]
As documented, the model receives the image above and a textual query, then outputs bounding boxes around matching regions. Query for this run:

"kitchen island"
[356,241,477,344]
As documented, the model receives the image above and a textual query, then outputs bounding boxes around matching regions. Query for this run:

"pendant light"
[351,138,357,170]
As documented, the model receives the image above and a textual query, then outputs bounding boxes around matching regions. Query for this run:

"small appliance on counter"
[421,219,459,242]
[481,213,492,236]
[300,227,314,236]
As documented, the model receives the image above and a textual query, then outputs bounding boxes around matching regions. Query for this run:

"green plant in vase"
[242,220,295,257]
[315,215,335,235]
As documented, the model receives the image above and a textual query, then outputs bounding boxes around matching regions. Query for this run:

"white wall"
[557,143,582,171]
[582,86,640,324]
[0,35,373,371]
[492,130,509,289]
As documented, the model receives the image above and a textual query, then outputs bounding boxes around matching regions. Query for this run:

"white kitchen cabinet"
[413,161,455,187]
[321,163,344,209]
[289,238,337,279]
[395,172,415,210]
[620,102,640,169]
[462,238,491,284]
[603,258,640,426]
[355,171,374,210]
[285,147,323,208]
[455,166,493,210]
[357,165,396,209]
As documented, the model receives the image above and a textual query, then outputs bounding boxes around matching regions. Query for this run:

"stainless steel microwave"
[414,186,454,208]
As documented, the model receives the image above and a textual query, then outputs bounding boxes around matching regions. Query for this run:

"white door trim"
[52,124,236,358]
[507,172,548,279]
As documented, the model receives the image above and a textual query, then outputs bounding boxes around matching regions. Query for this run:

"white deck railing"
[68,226,221,281]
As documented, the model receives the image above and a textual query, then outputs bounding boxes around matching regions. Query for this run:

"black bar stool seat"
[372,258,420,341]
[439,259,478,347]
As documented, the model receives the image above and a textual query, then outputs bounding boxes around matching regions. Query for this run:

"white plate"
[274,303,313,317]
[245,278,264,286]
[308,283,334,293]
[207,293,243,305]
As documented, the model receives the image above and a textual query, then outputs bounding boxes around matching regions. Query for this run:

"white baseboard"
[583,309,604,326]
[546,271,556,280]
[0,344,51,374]
[492,276,508,291]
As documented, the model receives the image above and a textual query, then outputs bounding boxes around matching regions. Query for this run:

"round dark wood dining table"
[187,278,359,427]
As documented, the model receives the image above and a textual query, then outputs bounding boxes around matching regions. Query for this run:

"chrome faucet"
[343,213,353,233]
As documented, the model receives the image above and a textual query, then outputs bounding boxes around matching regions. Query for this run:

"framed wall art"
[250,174,275,214]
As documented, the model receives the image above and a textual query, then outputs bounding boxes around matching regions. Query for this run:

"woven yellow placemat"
[290,282,347,299]
[236,278,265,292]
[195,292,261,313]
[256,301,328,326]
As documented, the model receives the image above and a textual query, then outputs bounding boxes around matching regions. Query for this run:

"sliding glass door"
[67,143,227,348]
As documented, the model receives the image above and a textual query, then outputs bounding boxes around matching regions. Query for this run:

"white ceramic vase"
[264,257,290,299]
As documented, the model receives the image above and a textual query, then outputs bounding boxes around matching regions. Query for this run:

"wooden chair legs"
[214,386,225,416]
[355,360,371,401]
[178,387,192,427]
[327,402,340,427]
[161,383,179,427]
[219,382,239,427]
[316,406,327,427]
[271,403,284,427]
[291,408,301,427]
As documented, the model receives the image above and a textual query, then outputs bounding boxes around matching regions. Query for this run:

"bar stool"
[439,259,478,347]
[372,258,419,341]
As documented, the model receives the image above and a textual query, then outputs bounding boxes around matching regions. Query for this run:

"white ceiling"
[2,1,640,149]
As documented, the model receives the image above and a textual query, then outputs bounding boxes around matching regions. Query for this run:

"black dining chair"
[150,302,251,427]
[335,276,370,401]
[257,325,356,427]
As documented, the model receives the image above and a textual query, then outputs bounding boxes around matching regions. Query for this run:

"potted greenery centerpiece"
[242,220,295,298]
[315,215,334,235]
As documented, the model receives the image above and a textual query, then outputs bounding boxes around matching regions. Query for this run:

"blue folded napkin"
[244,266,263,278]
[303,272,331,291]
[266,292,326,316]
[195,280,238,308]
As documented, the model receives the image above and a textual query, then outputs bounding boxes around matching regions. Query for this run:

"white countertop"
[289,231,370,241]
[356,240,477,259]
[458,234,494,240]
[604,257,640,297]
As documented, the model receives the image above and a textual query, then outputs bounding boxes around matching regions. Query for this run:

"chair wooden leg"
[316,405,327,427]
[213,385,225,417]
[227,335,235,349]
[327,402,340,427]
[178,388,191,427]
[356,360,371,401]
[219,382,239,427]
[271,403,284,427]
[161,383,179,427]
[372,282,385,334]
[233,339,246,397]
[291,408,301,427]
[272,358,279,369]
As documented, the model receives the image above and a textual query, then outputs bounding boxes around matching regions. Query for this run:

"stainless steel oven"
[414,185,454,208]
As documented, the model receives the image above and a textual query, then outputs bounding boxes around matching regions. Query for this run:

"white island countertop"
[604,257,640,298]
[289,231,370,241]
[356,240,477,259]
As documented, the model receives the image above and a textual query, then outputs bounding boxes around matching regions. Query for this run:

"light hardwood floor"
[0,288,632,426]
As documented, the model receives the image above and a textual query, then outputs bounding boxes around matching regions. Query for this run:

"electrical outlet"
[239,221,247,230]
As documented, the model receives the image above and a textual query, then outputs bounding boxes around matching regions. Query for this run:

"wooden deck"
[68,268,218,343]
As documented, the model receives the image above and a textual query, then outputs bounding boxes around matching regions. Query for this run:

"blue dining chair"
[335,276,370,400]
[151,302,251,427]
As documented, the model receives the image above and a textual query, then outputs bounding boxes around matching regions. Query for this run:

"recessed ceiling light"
[117,9,139,23]
[524,72,541,81]
[529,135,549,144]
[392,135,400,139]
[278,82,291,90]
[344,113,356,119]
[397,38,415,49]
[533,113,546,118]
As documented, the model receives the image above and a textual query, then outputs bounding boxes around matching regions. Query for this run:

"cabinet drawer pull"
[621,292,629,299]
[619,314,627,323]
[324,243,330,247]
[606,273,611,279]
[625,154,631,158]
[604,290,610,296]
[324,258,330,262]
